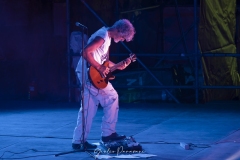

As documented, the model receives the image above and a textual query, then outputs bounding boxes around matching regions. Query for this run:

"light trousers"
[72,75,119,144]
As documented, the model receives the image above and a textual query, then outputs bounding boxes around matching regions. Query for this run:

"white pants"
[72,75,119,144]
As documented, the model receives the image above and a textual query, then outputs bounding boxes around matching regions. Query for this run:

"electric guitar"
[88,53,137,89]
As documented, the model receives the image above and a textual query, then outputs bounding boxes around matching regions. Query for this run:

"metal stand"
[80,23,86,150]
[55,23,93,158]
[55,149,95,158]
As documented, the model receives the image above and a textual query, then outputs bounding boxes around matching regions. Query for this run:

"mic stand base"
[54,147,96,159]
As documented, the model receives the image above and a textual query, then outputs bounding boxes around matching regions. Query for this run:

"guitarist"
[72,19,135,150]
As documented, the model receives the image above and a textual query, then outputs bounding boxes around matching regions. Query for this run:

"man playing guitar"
[72,19,136,150]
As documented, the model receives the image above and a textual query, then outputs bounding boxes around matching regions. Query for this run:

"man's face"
[113,33,125,43]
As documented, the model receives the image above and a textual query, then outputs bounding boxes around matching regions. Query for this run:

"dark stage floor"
[0,100,240,160]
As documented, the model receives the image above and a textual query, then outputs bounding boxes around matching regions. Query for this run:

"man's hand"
[118,58,131,70]
[97,65,110,77]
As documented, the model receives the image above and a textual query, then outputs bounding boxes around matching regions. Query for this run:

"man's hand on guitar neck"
[97,65,109,78]
[117,57,131,70]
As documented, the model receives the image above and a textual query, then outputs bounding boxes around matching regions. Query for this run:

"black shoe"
[72,141,97,150]
[72,143,81,150]
[102,132,126,142]
[84,141,97,150]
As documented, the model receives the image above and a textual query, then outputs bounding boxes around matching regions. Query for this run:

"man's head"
[109,19,135,43]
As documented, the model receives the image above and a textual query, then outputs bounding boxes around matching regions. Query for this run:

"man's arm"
[109,59,131,70]
[107,49,131,70]
[109,61,115,68]
[82,36,109,77]
[82,36,103,70]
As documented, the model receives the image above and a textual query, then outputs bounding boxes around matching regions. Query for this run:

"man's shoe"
[72,143,81,150]
[102,132,126,142]
[72,141,97,150]
[84,141,97,150]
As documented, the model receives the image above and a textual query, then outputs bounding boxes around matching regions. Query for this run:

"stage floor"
[0,100,240,160]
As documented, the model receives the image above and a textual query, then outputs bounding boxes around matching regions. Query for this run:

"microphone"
[75,22,87,29]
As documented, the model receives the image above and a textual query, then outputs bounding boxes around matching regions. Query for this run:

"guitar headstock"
[129,53,137,62]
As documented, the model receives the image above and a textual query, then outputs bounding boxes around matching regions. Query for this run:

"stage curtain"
[198,0,240,101]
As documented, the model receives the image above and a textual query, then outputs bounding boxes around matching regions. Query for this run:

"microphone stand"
[80,23,86,150]
[55,24,95,158]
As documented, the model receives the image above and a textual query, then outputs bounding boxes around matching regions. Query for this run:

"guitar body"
[89,61,114,89]
[88,53,136,89]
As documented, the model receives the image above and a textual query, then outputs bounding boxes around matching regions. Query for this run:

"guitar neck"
[109,54,135,72]
[110,60,125,72]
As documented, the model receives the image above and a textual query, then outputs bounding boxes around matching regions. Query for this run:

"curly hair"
[111,19,135,42]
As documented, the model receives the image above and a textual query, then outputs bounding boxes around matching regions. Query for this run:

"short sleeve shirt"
[75,27,111,83]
